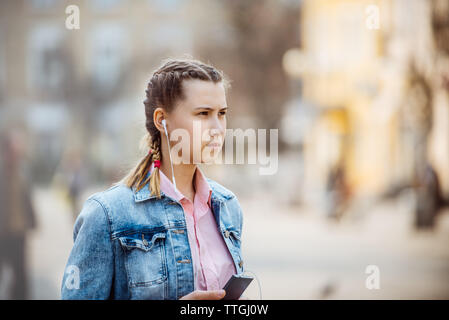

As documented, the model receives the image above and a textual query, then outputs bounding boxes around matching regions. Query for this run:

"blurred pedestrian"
[63,151,86,222]
[325,163,351,221]
[414,163,447,229]
[0,129,36,299]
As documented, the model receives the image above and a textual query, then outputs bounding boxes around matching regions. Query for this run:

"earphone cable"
[162,120,177,192]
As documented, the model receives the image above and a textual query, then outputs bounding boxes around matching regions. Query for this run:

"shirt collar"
[194,164,213,208]
[153,161,184,202]
[150,161,212,207]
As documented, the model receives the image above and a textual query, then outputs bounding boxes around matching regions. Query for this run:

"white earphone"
[161,119,178,192]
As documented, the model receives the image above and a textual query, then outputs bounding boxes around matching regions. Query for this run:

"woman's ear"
[153,108,166,133]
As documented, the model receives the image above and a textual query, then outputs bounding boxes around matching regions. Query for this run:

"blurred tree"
[431,0,449,56]
[407,0,449,229]
[223,0,301,146]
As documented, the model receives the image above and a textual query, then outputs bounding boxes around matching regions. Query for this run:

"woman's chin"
[201,154,222,164]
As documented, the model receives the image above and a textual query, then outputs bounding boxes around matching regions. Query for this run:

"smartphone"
[221,274,254,300]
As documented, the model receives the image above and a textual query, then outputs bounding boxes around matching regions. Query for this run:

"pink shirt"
[150,162,237,291]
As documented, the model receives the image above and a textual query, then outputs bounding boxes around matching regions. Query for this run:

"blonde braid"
[149,138,162,198]
[125,133,162,199]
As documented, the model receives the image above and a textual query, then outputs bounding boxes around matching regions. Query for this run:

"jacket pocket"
[118,231,168,289]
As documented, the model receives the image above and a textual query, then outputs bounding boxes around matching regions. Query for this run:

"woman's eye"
[197,111,226,116]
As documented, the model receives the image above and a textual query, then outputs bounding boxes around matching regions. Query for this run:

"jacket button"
[239,260,244,268]
[224,230,230,238]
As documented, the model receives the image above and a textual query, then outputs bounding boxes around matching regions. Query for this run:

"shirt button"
[239,260,244,268]
[224,230,230,238]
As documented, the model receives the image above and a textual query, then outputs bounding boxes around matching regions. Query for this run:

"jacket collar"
[132,171,235,204]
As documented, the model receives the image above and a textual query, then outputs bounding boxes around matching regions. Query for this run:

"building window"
[28,0,59,11]
[146,22,193,54]
[89,24,127,91]
[27,25,66,97]
[89,0,124,12]
[150,0,183,13]
[0,30,5,101]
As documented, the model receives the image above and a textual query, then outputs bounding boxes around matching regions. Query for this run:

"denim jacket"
[61,178,245,300]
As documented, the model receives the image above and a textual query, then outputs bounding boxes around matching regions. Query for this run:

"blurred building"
[289,0,449,211]
[0,0,231,186]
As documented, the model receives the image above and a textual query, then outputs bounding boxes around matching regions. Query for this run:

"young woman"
[61,58,246,300]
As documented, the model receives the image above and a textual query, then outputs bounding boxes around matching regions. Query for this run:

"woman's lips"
[206,142,222,148]
[207,143,221,147]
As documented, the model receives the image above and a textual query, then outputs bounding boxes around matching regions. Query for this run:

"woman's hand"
[179,289,226,300]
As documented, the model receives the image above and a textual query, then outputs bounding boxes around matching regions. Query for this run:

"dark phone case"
[221,274,254,300]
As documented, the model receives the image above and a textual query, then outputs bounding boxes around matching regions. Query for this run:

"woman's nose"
[210,117,225,135]
[210,128,220,137]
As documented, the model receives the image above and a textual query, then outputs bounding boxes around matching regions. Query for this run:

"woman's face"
[166,79,228,164]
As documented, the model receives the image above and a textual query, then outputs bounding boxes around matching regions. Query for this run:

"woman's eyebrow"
[194,106,229,111]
